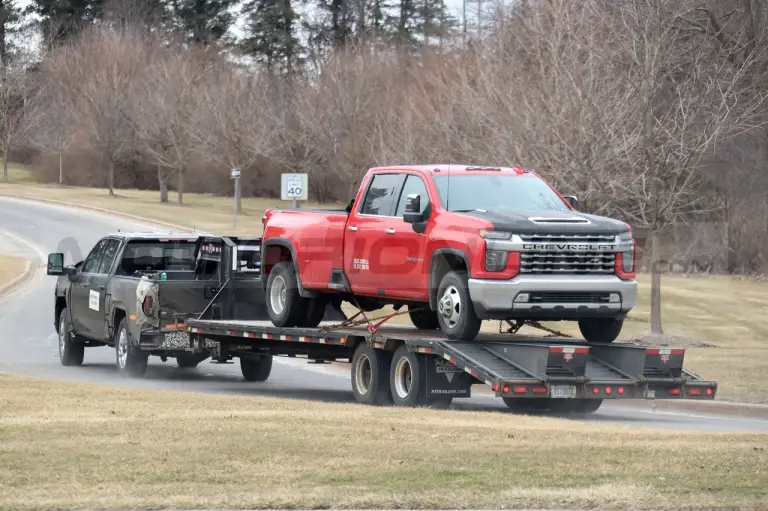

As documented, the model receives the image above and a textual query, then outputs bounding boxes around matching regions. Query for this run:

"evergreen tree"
[28,0,106,49]
[166,0,237,46]
[242,0,302,74]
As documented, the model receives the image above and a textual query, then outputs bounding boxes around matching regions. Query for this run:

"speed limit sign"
[281,173,308,201]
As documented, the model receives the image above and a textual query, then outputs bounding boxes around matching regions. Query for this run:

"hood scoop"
[528,216,591,225]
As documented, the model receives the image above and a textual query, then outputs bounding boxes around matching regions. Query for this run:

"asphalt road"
[1,195,767,433]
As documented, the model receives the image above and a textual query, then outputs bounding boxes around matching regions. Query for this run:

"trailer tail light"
[617,387,625,395]
[669,387,681,395]
[604,386,612,395]
[532,386,547,394]
[687,388,701,396]
[705,388,713,396]
[513,386,528,394]
[592,387,600,394]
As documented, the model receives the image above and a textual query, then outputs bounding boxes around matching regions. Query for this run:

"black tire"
[266,261,308,327]
[578,318,624,343]
[351,342,393,406]
[240,355,273,382]
[435,271,482,340]
[296,295,328,328]
[389,345,453,408]
[502,397,553,413]
[567,399,604,414]
[57,308,85,367]
[114,317,148,377]
[408,306,439,330]
[502,398,602,414]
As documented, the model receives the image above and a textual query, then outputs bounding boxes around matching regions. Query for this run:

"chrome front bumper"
[468,274,637,320]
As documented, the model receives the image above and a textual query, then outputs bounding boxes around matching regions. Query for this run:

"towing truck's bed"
[185,319,718,410]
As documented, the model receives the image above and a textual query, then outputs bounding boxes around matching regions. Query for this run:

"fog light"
[515,293,530,303]
[609,293,620,303]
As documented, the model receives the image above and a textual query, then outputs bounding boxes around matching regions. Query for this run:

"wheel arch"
[428,249,471,310]
[260,238,316,297]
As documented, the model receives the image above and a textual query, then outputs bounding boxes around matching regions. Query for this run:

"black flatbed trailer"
[184,317,718,412]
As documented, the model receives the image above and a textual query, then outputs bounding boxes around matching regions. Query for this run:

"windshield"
[432,174,570,212]
[118,241,197,274]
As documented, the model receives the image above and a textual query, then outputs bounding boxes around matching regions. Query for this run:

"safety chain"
[499,319,572,338]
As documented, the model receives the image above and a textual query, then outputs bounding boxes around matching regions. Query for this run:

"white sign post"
[281,173,308,208]
[231,168,241,227]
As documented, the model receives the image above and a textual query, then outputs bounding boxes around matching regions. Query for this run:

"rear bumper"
[468,274,637,320]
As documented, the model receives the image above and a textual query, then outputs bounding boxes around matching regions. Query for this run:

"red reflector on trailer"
[617,387,624,395]
[513,386,527,394]
[550,347,563,353]
[532,387,547,394]
[503,386,510,393]
[605,386,612,394]
[688,388,701,396]
[592,387,600,394]
[706,388,713,396]
[670,388,681,395]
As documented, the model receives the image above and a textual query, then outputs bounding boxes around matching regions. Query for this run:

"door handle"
[384,228,395,234]
[348,226,358,232]
[98,285,106,290]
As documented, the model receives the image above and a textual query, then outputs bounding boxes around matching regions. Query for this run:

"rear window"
[118,241,197,274]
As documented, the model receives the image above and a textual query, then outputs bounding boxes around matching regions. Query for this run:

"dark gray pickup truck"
[46,232,269,376]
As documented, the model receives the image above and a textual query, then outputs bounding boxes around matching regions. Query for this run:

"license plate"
[550,384,577,399]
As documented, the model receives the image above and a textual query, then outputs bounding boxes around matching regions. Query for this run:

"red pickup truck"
[260,165,637,342]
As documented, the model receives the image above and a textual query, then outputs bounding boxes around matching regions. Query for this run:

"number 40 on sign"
[281,173,308,201]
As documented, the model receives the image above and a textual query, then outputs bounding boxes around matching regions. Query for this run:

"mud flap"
[424,356,472,398]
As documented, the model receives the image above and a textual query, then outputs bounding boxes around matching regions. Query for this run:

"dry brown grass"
[0,374,766,511]
[1,176,767,403]
[0,254,27,290]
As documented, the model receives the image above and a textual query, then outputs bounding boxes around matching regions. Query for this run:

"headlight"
[485,250,509,271]
[618,230,632,242]
[479,229,512,240]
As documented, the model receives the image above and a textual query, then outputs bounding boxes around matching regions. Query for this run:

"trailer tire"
[408,306,439,330]
[436,271,482,340]
[266,261,307,327]
[567,399,604,414]
[351,343,393,406]
[389,345,451,408]
[240,355,273,381]
[578,318,624,343]
[115,318,148,377]
[297,296,327,328]
[57,308,85,367]
[176,353,204,368]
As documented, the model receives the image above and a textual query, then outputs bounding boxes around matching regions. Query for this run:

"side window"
[359,173,405,216]
[81,240,107,274]
[395,174,430,217]
[97,239,121,274]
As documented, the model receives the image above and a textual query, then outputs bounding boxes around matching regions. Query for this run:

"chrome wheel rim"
[393,356,412,399]
[58,316,66,357]
[270,275,287,315]
[117,328,128,369]
[438,285,462,328]
[354,354,372,395]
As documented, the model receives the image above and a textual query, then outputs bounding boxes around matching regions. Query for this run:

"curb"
[3,192,768,420]
[0,192,195,232]
[0,258,36,299]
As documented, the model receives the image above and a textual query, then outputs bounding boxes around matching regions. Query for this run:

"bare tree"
[47,25,153,195]
[27,76,77,184]
[0,69,40,181]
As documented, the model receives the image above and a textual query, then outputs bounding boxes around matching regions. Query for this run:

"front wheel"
[435,271,482,340]
[578,318,624,343]
[115,318,148,377]
[58,308,85,366]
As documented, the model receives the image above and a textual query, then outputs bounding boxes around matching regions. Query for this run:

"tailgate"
[153,280,216,330]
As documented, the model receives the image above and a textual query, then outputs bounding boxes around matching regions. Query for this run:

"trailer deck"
[185,319,718,407]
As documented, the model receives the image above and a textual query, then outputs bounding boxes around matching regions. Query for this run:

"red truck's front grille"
[519,233,617,275]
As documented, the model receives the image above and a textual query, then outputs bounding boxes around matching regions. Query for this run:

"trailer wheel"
[177,353,206,368]
[566,399,604,414]
[351,343,393,406]
[578,318,624,343]
[266,261,307,327]
[408,306,439,330]
[389,345,451,408]
[240,355,273,381]
[436,271,482,340]
[115,318,148,377]
[502,397,553,413]
[57,308,85,366]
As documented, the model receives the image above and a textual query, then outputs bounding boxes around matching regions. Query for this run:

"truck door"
[344,172,405,295]
[89,238,122,341]
[69,239,108,338]
[389,173,431,300]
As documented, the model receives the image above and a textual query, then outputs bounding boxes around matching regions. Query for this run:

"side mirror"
[47,253,65,275]
[403,194,425,223]
[563,195,579,210]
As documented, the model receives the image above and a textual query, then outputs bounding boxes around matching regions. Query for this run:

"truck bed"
[185,319,718,401]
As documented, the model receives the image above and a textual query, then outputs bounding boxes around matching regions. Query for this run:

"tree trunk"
[2,151,7,181]
[158,166,169,203]
[177,169,184,205]
[108,159,115,195]
[650,229,663,335]
[236,176,242,214]
[59,150,63,185]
